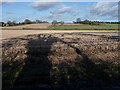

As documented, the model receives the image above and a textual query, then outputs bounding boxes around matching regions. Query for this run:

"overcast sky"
[2,2,118,23]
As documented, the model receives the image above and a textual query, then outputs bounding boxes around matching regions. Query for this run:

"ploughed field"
[2,32,120,89]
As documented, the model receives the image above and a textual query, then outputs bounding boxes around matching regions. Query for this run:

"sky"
[1,2,119,23]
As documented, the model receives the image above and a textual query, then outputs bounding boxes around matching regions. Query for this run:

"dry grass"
[2,30,118,39]
[2,32,120,89]
[2,23,52,29]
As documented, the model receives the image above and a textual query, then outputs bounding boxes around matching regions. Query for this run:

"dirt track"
[2,30,118,39]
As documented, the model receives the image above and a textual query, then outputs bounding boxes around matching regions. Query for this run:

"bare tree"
[7,21,12,26]
[52,20,57,26]
[12,21,16,26]
[60,21,64,26]
[36,20,41,23]
[76,18,81,23]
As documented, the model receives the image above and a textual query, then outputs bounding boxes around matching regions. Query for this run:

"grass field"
[49,24,118,30]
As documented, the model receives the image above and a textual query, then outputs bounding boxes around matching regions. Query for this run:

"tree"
[36,20,41,23]
[12,21,16,26]
[76,18,81,23]
[7,21,12,26]
[83,20,89,24]
[24,19,31,24]
[1,22,4,27]
[60,21,64,26]
[73,21,76,24]
[52,20,57,26]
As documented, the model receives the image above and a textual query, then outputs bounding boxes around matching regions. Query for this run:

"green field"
[49,24,118,30]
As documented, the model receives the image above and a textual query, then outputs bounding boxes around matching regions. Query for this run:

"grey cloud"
[6,11,13,14]
[46,6,72,19]
[86,2,118,20]
[29,2,56,11]
[46,5,81,19]
[53,6,72,14]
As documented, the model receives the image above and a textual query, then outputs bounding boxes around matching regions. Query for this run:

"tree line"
[52,20,64,26]
[73,18,119,25]
[51,18,119,26]
[1,18,119,27]
[1,19,48,27]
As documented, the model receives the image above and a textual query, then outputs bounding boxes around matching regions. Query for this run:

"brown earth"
[2,23,52,29]
[2,30,118,39]
[2,31,120,89]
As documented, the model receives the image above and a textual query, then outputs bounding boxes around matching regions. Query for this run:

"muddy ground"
[2,32,120,89]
